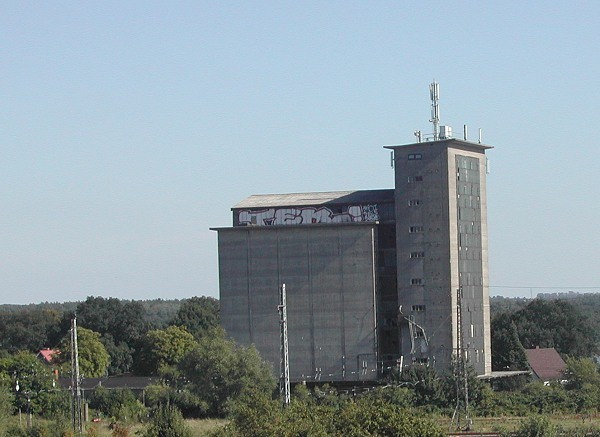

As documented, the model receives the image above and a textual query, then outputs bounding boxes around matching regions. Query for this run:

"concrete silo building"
[212,190,395,382]
[212,93,493,381]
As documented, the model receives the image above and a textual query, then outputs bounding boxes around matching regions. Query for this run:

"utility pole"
[71,317,83,435]
[451,286,472,431]
[278,284,290,406]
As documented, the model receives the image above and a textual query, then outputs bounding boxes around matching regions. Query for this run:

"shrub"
[142,404,192,437]
[110,423,129,437]
[335,398,444,437]
[514,416,558,437]
[88,388,145,422]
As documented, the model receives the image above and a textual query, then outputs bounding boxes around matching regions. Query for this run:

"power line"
[490,285,600,289]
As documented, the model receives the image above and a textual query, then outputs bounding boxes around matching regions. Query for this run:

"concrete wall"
[393,143,454,369]
[217,224,379,382]
[448,148,491,375]
[391,140,491,375]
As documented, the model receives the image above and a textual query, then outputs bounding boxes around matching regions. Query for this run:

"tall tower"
[385,138,492,375]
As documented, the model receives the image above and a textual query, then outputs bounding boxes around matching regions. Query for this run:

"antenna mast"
[71,317,83,435]
[429,81,440,140]
[451,286,472,431]
[278,284,291,406]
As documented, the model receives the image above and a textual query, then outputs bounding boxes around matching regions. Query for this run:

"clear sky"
[2,1,600,304]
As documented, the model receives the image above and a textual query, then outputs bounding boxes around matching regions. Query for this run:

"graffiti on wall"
[238,204,379,226]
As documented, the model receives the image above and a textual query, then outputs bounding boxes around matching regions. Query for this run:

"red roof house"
[37,348,59,364]
[524,347,566,383]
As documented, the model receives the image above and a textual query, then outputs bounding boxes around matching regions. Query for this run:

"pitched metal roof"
[233,189,394,209]
[524,347,567,381]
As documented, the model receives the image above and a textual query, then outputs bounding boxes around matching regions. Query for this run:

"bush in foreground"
[210,388,444,437]
[142,404,192,437]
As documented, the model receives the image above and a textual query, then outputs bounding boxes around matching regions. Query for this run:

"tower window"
[409,226,424,233]
[407,175,423,183]
[414,331,425,338]
[408,199,421,206]
[411,278,424,285]
[410,251,425,258]
[411,305,426,312]
[408,153,422,160]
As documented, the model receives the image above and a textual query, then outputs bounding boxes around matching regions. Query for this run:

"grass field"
[1,417,229,436]
[3,414,599,435]
[83,418,229,436]
[442,413,600,434]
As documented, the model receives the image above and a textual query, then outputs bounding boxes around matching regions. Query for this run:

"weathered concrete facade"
[213,139,492,381]
[386,140,492,375]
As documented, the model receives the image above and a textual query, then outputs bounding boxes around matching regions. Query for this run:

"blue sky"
[2,1,600,304]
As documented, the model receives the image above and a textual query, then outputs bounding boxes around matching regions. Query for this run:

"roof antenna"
[429,81,440,140]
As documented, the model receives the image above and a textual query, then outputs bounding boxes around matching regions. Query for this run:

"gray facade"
[213,139,492,381]
[386,140,491,375]
[214,190,395,382]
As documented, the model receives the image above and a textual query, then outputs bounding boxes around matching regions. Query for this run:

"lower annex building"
[212,138,492,383]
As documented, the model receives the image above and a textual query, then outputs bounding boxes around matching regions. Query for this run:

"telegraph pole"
[71,317,83,435]
[278,284,290,406]
[451,286,471,431]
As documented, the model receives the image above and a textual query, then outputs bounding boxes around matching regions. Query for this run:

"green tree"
[66,296,149,375]
[59,327,110,377]
[491,312,529,371]
[0,351,66,418]
[399,364,446,409]
[133,326,198,376]
[444,359,488,410]
[178,329,276,417]
[0,309,62,353]
[0,377,15,420]
[564,357,600,390]
[73,296,148,346]
[511,299,597,357]
[170,296,219,339]
[101,334,133,375]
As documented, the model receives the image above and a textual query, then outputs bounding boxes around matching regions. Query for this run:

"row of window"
[407,175,423,183]
[407,153,422,160]
[458,183,480,196]
[408,352,484,365]
[408,199,421,206]
[410,273,483,286]
[456,157,479,170]
[458,233,482,246]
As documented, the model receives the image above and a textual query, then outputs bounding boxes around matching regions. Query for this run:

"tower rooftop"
[384,138,493,152]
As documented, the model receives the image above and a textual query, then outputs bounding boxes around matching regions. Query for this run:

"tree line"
[0,296,218,376]
[490,295,599,372]
[1,293,600,435]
